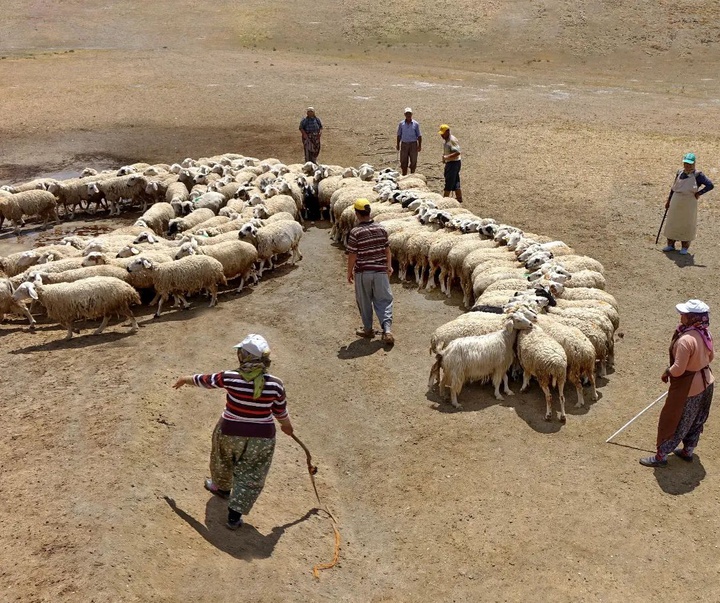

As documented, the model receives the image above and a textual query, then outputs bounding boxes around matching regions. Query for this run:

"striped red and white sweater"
[193,371,288,438]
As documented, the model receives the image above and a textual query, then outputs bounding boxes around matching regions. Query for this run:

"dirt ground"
[2,2,720,602]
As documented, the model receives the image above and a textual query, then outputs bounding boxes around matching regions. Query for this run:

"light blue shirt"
[397,119,421,143]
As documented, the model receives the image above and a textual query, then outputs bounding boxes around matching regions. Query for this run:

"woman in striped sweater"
[174,334,294,530]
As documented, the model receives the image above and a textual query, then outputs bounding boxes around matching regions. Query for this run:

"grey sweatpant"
[354,271,394,332]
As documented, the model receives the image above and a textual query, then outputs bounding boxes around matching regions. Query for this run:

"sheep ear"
[142,259,152,269]
[27,284,39,300]
[130,247,140,255]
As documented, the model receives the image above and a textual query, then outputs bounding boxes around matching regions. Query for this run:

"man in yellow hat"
[346,198,395,345]
[439,124,462,203]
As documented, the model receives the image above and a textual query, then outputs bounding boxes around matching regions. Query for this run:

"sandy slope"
[1,2,720,602]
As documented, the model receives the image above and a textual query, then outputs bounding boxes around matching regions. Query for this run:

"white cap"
[404,107,413,114]
[233,333,270,357]
[307,106,315,112]
[676,299,710,314]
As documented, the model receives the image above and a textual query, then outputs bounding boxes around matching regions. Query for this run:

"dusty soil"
[2,2,720,602]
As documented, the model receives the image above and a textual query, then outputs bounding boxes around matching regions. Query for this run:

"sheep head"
[12,281,38,302]
[126,257,155,273]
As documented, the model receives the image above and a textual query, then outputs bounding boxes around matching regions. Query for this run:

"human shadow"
[653,455,706,495]
[164,495,318,560]
[337,337,385,359]
[662,250,707,269]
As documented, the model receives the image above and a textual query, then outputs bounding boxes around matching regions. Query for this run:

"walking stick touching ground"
[290,433,341,578]
[655,208,669,244]
[606,392,667,443]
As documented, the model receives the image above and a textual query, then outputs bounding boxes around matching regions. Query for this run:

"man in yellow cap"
[439,124,462,203]
[346,199,395,345]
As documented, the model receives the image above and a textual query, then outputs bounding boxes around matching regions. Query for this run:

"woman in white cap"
[299,107,323,163]
[640,300,714,467]
[662,152,714,255]
[173,334,294,529]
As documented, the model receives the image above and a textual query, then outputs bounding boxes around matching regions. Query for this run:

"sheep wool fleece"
[210,422,276,515]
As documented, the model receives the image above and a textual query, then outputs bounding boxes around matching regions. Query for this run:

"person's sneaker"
[679,248,689,255]
[226,510,244,530]
[661,245,675,252]
[355,327,374,338]
[382,331,395,346]
[639,455,668,467]
[204,478,230,499]
[673,448,694,462]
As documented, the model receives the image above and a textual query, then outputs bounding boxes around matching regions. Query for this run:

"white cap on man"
[404,107,413,114]
[234,334,270,357]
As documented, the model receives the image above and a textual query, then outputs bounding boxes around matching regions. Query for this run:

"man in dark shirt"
[346,199,395,345]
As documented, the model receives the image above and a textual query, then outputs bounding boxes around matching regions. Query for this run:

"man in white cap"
[173,334,294,529]
[396,108,422,176]
[299,107,323,163]
[640,300,714,467]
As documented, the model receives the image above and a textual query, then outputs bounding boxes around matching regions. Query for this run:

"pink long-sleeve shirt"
[669,330,715,396]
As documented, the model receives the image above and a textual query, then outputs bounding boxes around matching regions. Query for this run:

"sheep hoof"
[153,313,161,319]
[591,393,599,401]
[560,415,567,423]
[494,394,505,401]
[574,401,585,409]
[544,413,552,422]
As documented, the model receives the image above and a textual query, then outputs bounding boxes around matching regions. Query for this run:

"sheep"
[0,190,60,233]
[552,286,619,311]
[28,264,131,285]
[137,201,175,235]
[0,249,50,277]
[429,313,534,409]
[561,269,607,290]
[166,181,190,214]
[13,275,141,340]
[532,255,605,275]
[167,208,215,237]
[444,238,501,298]
[46,178,92,218]
[175,240,258,292]
[252,195,300,222]
[2,178,55,194]
[82,250,175,289]
[91,174,148,216]
[34,245,83,264]
[535,314,598,409]
[219,198,246,217]
[546,312,611,377]
[192,191,226,214]
[185,215,232,235]
[516,324,568,422]
[238,221,303,277]
[429,306,537,355]
[553,298,620,330]
[0,278,35,330]
[126,255,227,316]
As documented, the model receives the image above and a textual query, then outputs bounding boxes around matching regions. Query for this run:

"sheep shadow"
[10,328,137,353]
[653,455,706,495]
[163,495,318,560]
[338,338,386,359]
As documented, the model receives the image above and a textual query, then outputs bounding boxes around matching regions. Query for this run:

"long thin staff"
[605,392,667,443]
[655,208,669,244]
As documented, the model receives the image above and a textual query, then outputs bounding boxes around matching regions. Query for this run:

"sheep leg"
[93,315,110,335]
[520,371,532,393]
[502,373,515,396]
[492,372,506,401]
[53,208,61,225]
[557,377,567,422]
[428,356,442,389]
[539,380,553,421]
[63,322,74,340]
[598,358,607,377]
[154,294,168,318]
[235,277,245,293]
[127,312,139,333]
[450,387,463,410]
[16,304,36,331]
[588,373,598,401]
[149,292,160,306]
[574,378,586,409]
[208,286,218,307]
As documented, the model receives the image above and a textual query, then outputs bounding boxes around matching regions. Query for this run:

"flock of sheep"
[0,153,322,340]
[322,169,618,422]
[0,153,618,423]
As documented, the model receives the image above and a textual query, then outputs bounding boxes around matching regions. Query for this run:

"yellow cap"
[354,198,371,211]
[438,124,450,134]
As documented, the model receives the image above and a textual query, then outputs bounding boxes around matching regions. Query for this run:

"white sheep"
[167,208,215,237]
[0,278,35,330]
[516,324,568,422]
[29,264,131,285]
[535,314,598,409]
[126,255,226,316]
[237,221,303,277]
[12,276,141,340]
[0,190,60,233]
[252,194,300,222]
[429,313,534,409]
[175,239,258,292]
[137,202,175,235]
